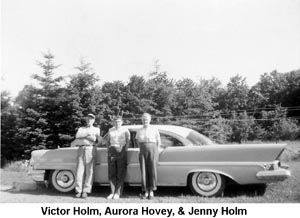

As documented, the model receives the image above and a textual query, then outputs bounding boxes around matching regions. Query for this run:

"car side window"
[129,131,184,148]
[160,133,184,149]
[129,131,138,148]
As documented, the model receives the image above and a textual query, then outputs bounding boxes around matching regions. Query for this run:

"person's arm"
[156,129,163,154]
[76,128,89,139]
[156,129,161,147]
[95,128,103,147]
[75,128,82,139]
[76,128,97,143]
[75,127,88,139]
[106,133,111,148]
[125,129,131,150]
[135,130,140,148]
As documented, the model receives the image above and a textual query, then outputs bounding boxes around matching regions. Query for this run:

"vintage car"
[28,125,291,197]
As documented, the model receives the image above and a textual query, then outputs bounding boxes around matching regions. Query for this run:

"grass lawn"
[1,141,299,203]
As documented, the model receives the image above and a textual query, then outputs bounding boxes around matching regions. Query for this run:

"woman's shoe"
[113,194,120,200]
[107,193,114,200]
[148,190,154,199]
[139,192,149,199]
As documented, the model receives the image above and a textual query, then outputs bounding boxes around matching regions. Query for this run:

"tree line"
[1,52,300,166]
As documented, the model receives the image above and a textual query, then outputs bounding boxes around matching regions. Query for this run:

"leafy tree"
[124,75,151,117]
[229,112,255,143]
[278,70,300,117]
[173,78,197,115]
[145,72,175,116]
[202,115,232,144]
[248,69,300,118]
[218,75,249,113]
[173,77,221,116]
[272,118,300,141]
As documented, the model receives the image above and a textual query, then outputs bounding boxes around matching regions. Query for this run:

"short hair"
[113,115,123,121]
[87,113,96,119]
[141,113,151,119]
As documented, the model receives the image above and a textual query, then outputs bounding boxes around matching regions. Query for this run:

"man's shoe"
[113,194,120,200]
[75,192,81,198]
[106,193,114,200]
[82,192,88,199]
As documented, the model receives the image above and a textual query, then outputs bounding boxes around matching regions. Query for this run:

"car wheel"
[189,172,225,197]
[50,170,76,193]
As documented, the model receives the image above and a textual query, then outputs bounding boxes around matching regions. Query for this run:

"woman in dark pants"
[135,113,161,199]
[106,115,130,200]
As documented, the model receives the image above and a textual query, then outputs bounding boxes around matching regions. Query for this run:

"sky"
[1,0,300,96]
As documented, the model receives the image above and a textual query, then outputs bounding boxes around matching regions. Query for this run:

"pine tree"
[15,51,64,156]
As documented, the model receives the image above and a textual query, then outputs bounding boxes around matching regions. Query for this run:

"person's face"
[86,117,95,126]
[142,115,151,126]
[113,119,123,128]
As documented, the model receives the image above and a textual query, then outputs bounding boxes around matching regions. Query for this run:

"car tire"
[50,170,76,193]
[189,171,225,197]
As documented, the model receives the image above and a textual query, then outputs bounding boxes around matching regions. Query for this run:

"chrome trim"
[196,172,217,191]
[55,170,75,189]
[256,169,291,182]
[157,161,265,166]
[29,170,45,182]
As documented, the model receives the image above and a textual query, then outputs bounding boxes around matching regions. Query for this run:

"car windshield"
[186,130,214,145]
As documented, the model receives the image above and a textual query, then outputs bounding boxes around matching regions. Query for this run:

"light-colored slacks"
[75,146,96,194]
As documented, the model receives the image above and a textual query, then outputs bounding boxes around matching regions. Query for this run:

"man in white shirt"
[74,113,101,199]
[106,115,130,200]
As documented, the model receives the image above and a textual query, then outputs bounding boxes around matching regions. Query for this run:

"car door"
[125,130,188,186]
[157,133,188,186]
[125,131,141,184]
[94,147,109,183]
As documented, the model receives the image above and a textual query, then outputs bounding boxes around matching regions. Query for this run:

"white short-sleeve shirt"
[135,126,161,145]
[108,126,130,146]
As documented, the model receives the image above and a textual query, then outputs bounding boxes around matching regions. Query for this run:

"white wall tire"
[189,172,225,197]
[50,170,76,193]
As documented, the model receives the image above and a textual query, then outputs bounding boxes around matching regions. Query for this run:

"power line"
[123,106,300,121]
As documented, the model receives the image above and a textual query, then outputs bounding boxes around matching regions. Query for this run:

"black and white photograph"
[1,0,300,215]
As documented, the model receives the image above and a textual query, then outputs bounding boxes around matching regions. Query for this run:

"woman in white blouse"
[106,115,130,200]
[135,113,161,199]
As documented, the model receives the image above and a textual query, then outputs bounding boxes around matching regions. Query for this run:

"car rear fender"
[187,169,236,184]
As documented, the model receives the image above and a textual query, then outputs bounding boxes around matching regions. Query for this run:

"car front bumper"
[256,168,291,182]
[29,170,45,182]
[28,164,45,182]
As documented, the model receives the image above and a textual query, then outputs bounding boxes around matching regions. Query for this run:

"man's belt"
[77,144,94,147]
[110,144,125,148]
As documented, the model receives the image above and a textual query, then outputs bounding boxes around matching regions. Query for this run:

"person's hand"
[158,147,164,154]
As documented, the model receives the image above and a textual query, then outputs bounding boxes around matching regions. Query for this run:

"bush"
[3,160,28,172]
[271,119,300,141]
[202,117,232,144]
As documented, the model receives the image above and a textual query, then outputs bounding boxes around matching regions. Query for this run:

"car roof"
[123,125,214,146]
